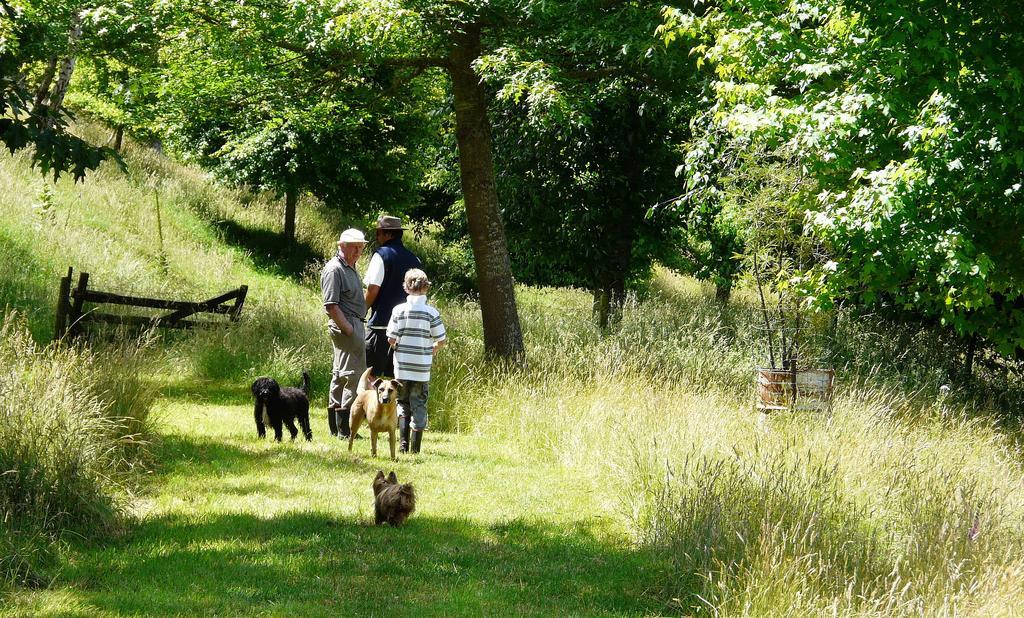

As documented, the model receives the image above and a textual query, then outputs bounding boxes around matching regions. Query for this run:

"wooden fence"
[54,267,248,340]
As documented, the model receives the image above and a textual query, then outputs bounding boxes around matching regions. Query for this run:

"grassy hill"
[0,122,338,381]
[2,122,1024,615]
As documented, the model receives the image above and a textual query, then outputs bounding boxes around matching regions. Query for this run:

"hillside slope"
[0,121,346,385]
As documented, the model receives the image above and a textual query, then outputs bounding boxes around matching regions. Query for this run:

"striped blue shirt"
[386,295,446,382]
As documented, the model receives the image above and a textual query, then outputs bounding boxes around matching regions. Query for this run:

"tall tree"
[154,13,434,244]
[483,2,695,324]
[446,20,523,357]
[666,0,1024,360]
[493,91,688,325]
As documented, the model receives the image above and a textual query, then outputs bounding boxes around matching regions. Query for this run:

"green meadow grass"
[2,398,669,617]
[3,122,1024,615]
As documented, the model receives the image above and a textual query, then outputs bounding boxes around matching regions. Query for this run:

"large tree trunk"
[592,97,643,328]
[42,11,83,129]
[111,126,124,152]
[964,332,978,379]
[715,281,732,304]
[448,25,524,362]
[593,288,611,329]
[32,58,58,112]
[283,186,297,243]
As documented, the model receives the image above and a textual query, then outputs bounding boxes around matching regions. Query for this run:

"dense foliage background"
[9,0,1024,367]
[665,0,1024,366]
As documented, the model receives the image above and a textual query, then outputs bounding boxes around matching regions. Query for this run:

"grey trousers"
[328,321,365,411]
[398,380,429,430]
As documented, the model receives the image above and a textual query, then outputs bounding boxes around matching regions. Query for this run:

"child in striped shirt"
[387,269,446,454]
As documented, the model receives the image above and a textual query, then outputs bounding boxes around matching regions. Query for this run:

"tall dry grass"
[427,273,1024,615]
[0,314,157,588]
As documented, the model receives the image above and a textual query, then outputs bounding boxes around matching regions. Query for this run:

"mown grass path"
[5,388,668,616]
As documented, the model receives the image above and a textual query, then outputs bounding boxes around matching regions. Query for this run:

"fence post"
[54,266,73,341]
[229,285,248,321]
[68,271,90,337]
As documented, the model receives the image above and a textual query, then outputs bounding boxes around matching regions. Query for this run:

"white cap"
[338,228,368,244]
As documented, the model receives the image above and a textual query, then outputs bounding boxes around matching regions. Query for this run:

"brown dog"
[349,367,402,460]
[373,470,416,526]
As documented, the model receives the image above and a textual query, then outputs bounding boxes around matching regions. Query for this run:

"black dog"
[251,372,313,442]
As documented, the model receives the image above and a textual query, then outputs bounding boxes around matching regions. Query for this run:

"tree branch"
[322,53,449,72]
[560,67,623,80]
[192,9,449,71]
[560,65,663,88]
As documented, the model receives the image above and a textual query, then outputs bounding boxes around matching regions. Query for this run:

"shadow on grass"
[150,433,381,478]
[39,421,671,615]
[0,228,61,342]
[58,511,669,616]
[157,374,334,409]
[213,219,322,279]
[157,380,250,406]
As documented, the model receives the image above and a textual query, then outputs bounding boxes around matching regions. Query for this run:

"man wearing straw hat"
[321,228,368,439]
[363,215,422,381]
[363,214,422,452]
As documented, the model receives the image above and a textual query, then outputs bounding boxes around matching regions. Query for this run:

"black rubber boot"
[410,429,423,454]
[337,408,351,439]
[399,416,410,453]
[328,407,338,437]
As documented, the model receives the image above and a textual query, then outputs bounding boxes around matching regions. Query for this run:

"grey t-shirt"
[321,254,366,323]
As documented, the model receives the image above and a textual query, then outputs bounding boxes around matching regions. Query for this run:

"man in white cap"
[321,228,368,439]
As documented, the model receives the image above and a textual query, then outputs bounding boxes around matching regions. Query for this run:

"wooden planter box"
[756,367,835,412]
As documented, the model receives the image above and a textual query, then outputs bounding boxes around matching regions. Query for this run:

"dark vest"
[368,239,422,328]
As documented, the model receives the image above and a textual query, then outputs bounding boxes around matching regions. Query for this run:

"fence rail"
[54,267,247,340]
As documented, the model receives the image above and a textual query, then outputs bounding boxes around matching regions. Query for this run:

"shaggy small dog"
[373,470,416,526]
[349,367,402,459]
[251,372,313,442]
